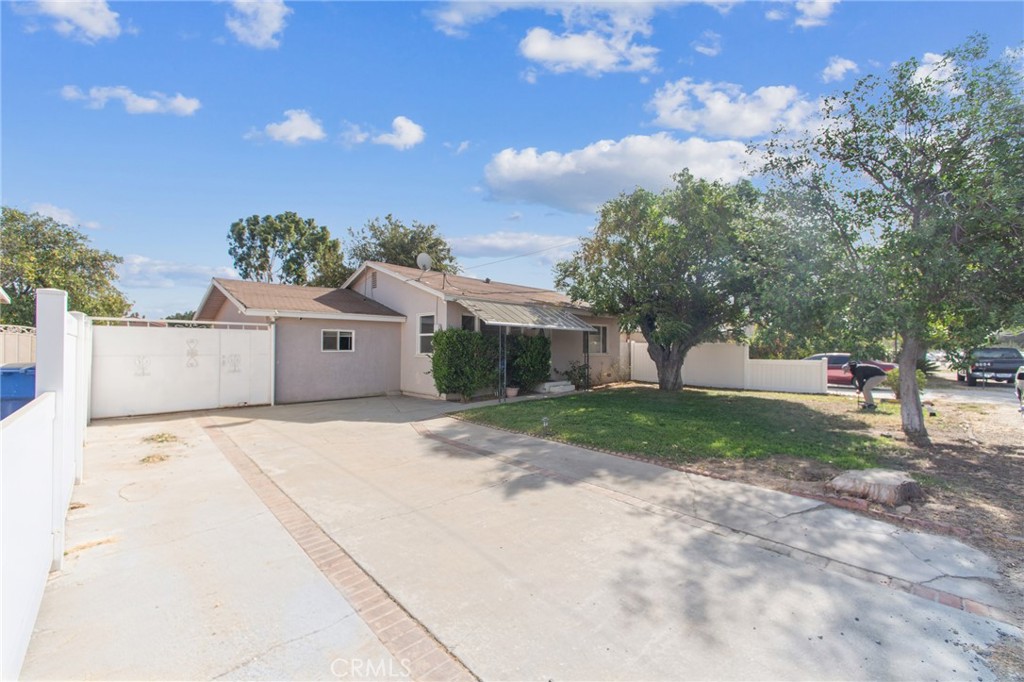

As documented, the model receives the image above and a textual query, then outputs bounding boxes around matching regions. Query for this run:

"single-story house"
[195,262,620,403]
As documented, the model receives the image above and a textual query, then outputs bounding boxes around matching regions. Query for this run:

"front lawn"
[458,385,890,470]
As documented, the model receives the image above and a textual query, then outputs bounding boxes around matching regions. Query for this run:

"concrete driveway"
[23,395,1021,681]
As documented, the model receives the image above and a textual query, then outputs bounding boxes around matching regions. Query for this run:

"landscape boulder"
[826,469,923,507]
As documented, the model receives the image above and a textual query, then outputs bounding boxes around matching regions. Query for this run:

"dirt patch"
[681,396,1024,632]
[140,453,169,464]
[64,537,117,556]
[68,501,87,511]
[142,432,178,444]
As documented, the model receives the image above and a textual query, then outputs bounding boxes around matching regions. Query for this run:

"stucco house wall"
[550,315,621,385]
[349,269,446,398]
[273,318,400,403]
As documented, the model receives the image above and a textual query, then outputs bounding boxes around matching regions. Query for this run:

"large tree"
[227,212,351,286]
[555,171,758,390]
[761,35,1024,438]
[1,207,132,325]
[347,214,459,273]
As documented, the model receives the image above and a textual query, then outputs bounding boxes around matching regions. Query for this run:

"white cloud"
[119,255,237,289]
[650,78,818,139]
[452,231,578,258]
[61,85,201,116]
[31,0,121,42]
[794,0,838,28]
[30,203,100,229]
[372,116,426,150]
[484,133,751,214]
[444,140,471,155]
[692,30,721,57]
[519,26,658,75]
[254,109,326,144]
[765,7,786,21]
[340,122,370,147]
[821,56,858,83]
[226,0,292,49]
[913,52,956,85]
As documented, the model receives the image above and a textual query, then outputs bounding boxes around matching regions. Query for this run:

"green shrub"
[507,335,551,391]
[883,367,928,399]
[558,360,591,389]
[430,328,497,401]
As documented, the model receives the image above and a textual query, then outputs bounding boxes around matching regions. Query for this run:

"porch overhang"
[456,298,596,333]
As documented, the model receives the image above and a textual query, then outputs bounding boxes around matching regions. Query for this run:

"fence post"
[35,289,70,572]
[70,312,89,483]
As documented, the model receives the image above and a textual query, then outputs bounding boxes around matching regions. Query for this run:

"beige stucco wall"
[208,298,250,323]
[350,269,446,398]
[273,318,400,404]
[550,315,622,385]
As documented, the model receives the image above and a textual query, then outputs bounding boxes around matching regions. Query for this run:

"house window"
[418,315,435,354]
[461,315,476,332]
[583,326,608,354]
[322,330,354,352]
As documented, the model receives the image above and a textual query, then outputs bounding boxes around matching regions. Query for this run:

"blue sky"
[3,1,1022,317]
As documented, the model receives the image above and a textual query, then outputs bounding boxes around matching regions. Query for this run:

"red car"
[804,353,897,385]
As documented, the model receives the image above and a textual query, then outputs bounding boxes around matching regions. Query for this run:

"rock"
[826,469,924,507]
[895,505,912,515]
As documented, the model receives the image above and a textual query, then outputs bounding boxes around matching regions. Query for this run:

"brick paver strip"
[414,422,1016,626]
[197,416,477,682]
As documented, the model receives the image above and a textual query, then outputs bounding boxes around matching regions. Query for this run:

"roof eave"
[245,308,405,323]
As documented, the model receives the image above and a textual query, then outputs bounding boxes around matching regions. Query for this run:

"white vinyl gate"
[90,320,272,419]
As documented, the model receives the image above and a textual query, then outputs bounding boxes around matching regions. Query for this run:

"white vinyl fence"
[1,324,36,364]
[2,290,87,679]
[90,320,272,419]
[630,340,827,394]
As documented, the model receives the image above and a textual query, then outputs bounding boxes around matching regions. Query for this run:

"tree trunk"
[645,341,685,391]
[898,333,928,441]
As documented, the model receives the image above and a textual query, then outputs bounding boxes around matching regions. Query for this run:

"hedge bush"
[430,328,497,401]
[507,335,552,391]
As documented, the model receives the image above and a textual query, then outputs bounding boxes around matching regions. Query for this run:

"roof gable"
[196,278,403,321]
[355,261,584,309]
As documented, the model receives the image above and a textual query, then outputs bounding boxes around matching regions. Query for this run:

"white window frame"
[583,325,608,354]
[321,329,355,353]
[418,314,435,355]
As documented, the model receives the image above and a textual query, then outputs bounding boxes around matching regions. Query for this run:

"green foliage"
[557,360,591,389]
[429,328,497,401]
[1,207,131,325]
[555,170,758,391]
[228,212,351,286]
[460,387,885,469]
[507,335,551,390]
[347,214,459,273]
[165,310,196,320]
[759,34,1024,437]
[884,368,928,399]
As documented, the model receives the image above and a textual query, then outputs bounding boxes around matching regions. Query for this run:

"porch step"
[537,381,575,394]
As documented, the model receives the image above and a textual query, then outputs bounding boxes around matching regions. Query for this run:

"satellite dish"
[416,253,432,271]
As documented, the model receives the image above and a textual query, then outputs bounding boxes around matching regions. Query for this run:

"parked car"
[803,353,897,385]
[956,347,1024,386]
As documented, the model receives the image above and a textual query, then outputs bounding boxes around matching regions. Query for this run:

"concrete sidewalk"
[22,395,1022,680]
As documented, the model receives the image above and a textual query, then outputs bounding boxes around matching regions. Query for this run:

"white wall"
[0,394,56,680]
[1,289,86,679]
[629,340,827,394]
[90,324,271,419]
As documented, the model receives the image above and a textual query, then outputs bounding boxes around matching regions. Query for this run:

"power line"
[467,238,580,270]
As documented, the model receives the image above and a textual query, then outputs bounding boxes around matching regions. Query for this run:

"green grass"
[459,386,886,470]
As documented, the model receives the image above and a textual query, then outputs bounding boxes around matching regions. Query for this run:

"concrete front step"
[538,381,575,394]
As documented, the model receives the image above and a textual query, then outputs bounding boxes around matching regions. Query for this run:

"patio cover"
[456,298,596,332]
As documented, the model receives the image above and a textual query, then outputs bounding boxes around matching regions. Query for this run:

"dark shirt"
[851,363,885,389]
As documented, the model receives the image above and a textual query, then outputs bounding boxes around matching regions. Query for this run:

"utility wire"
[467,238,580,270]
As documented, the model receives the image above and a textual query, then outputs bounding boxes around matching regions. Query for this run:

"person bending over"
[847,360,886,409]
